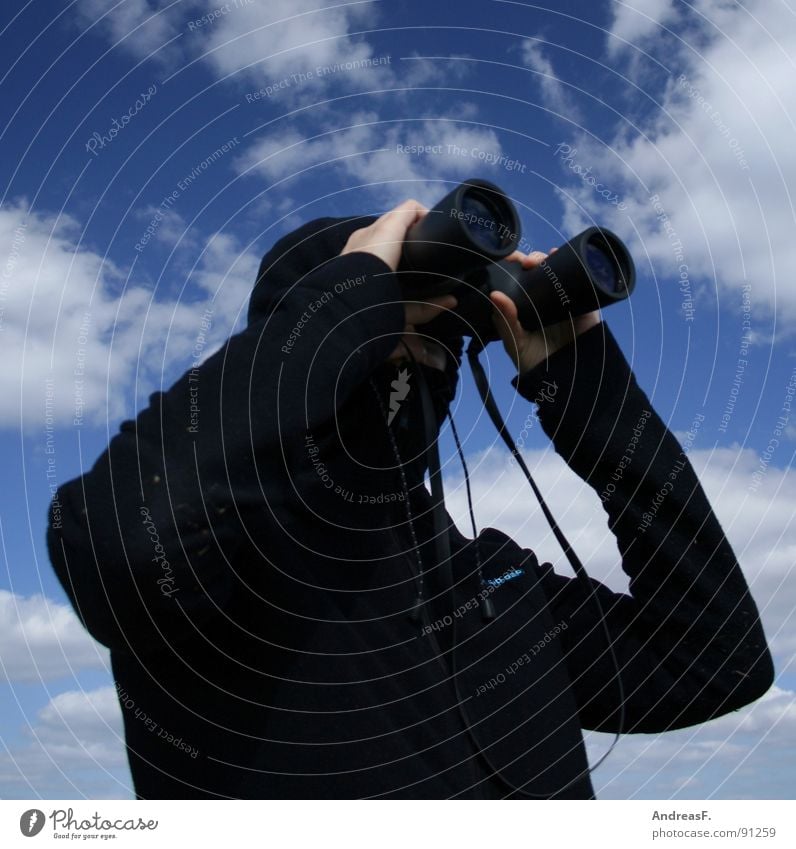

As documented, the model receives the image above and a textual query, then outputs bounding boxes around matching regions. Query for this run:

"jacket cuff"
[510,322,639,460]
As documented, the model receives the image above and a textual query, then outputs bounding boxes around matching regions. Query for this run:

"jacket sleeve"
[511,321,774,733]
[46,248,403,652]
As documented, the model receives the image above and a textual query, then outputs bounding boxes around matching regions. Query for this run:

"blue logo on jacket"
[484,567,525,588]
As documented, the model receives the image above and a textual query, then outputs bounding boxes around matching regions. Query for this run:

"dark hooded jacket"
[47,215,774,799]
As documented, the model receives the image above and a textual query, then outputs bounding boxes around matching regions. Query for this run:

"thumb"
[490,291,520,333]
[489,291,525,368]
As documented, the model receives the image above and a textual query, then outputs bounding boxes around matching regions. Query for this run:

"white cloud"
[32,687,124,757]
[607,0,680,54]
[236,112,510,206]
[135,205,198,253]
[441,439,794,797]
[196,1,467,101]
[75,0,184,61]
[200,0,379,86]
[0,591,109,683]
[688,447,796,664]
[442,444,795,672]
[395,54,473,90]
[0,685,132,799]
[585,685,796,798]
[2,664,791,800]
[76,1,470,106]
[2,439,793,798]
[557,1,796,325]
[521,39,583,121]
[0,200,259,430]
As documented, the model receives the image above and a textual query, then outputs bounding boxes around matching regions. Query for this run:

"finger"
[489,290,519,326]
[505,250,538,268]
[367,201,429,260]
[380,199,428,229]
[524,250,548,267]
[505,250,548,269]
[489,291,524,349]
[392,198,428,214]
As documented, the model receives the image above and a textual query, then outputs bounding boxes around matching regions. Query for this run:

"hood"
[249,216,365,326]
[249,215,464,488]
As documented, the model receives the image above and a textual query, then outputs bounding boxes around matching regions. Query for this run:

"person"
[47,199,774,799]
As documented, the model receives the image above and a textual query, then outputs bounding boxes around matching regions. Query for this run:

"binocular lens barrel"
[397,178,635,342]
[486,226,635,335]
[584,231,632,295]
[398,178,521,294]
[458,186,518,253]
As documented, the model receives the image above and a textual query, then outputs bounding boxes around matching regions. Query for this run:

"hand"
[340,199,457,370]
[490,249,601,375]
[340,198,427,272]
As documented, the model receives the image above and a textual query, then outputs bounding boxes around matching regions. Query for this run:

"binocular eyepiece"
[397,178,635,343]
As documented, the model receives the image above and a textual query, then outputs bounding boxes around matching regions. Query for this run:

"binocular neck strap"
[413,344,624,794]
[465,339,591,583]
[465,339,626,745]
[414,361,455,612]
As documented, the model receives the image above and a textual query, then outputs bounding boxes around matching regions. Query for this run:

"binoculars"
[397,178,635,343]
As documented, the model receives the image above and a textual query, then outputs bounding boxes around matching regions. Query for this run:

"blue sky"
[1,0,794,799]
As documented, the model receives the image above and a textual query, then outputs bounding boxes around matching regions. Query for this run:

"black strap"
[465,338,626,743]
[411,340,625,793]
[465,341,594,585]
[414,363,455,610]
